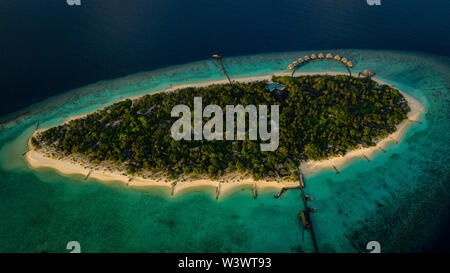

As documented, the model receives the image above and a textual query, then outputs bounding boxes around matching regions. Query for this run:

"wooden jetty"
[299,170,306,188]
[84,170,92,181]
[361,152,371,162]
[216,183,221,201]
[298,170,319,253]
[171,182,176,196]
[274,188,286,199]
[378,146,386,153]
[272,168,319,252]
[212,54,232,85]
[274,184,301,199]
[22,150,30,156]
[332,165,339,174]
[34,122,39,131]
[408,119,422,124]
[252,183,257,199]
[299,211,310,229]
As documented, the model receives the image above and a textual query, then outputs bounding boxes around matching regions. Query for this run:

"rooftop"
[268,82,285,92]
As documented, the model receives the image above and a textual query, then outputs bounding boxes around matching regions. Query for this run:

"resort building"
[268,82,285,92]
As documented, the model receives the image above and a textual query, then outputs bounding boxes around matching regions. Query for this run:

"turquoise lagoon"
[0,50,449,253]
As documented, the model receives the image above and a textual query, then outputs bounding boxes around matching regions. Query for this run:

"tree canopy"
[33,75,409,180]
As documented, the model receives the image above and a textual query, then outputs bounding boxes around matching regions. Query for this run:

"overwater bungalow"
[286,54,352,73]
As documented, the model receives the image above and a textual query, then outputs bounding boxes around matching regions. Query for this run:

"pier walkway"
[298,169,319,253]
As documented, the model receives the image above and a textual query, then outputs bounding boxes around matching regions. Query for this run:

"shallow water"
[0,49,449,252]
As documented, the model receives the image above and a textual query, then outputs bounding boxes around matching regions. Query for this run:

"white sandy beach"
[25,71,424,195]
[26,145,299,197]
[300,88,423,175]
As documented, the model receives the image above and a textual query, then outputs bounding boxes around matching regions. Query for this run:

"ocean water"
[0,50,449,252]
[1,0,450,117]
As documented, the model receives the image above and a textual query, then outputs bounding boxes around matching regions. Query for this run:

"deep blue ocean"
[0,0,449,253]
[1,0,449,117]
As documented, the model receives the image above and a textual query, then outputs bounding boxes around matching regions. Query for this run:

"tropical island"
[26,72,420,193]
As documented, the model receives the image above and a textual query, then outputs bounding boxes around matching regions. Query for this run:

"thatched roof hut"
[297,58,304,63]
[326,53,333,59]
[341,57,348,63]
[287,64,294,70]
[304,56,310,61]
[334,55,341,61]
[268,82,285,92]
[346,61,353,68]
[318,53,324,59]
[360,69,375,77]
[311,54,317,60]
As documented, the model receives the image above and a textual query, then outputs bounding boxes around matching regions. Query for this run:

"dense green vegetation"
[33,75,409,180]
